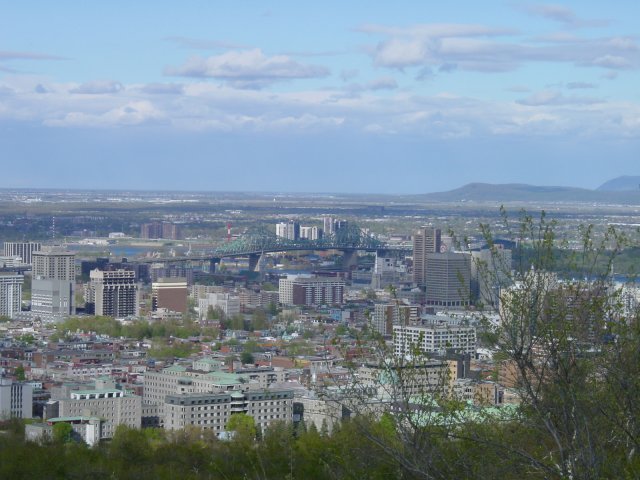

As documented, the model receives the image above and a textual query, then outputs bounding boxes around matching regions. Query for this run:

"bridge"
[139,223,411,272]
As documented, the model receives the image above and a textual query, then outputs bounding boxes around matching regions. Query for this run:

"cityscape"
[2,1,640,479]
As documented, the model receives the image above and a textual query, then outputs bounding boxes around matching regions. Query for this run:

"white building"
[393,324,476,357]
[279,275,345,306]
[0,273,23,318]
[2,241,41,265]
[300,226,321,240]
[198,292,240,318]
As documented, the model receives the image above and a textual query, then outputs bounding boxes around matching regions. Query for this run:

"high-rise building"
[162,223,181,240]
[275,221,300,240]
[152,278,188,314]
[31,279,73,317]
[300,226,321,240]
[371,304,419,335]
[140,222,181,240]
[2,241,41,265]
[140,222,163,239]
[279,275,345,306]
[90,269,139,318]
[32,247,75,282]
[323,217,335,236]
[413,227,442,288]
[0,273,23,318]
[424,252,471,308]
[31,247,75,315]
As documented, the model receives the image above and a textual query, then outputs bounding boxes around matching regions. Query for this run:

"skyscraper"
[32,247,75,282]
[31,247,76,315]
[90,269,139,318]
[412,227,442,288]
[424,252,471,308]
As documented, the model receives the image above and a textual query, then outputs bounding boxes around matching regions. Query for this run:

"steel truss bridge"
[140,223,410,271]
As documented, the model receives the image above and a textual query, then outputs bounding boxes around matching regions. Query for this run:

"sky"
[1,1,639,194]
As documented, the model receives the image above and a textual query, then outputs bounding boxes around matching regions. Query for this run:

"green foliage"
[240,351,254,364]
[226,413,257,439]
[14,365,26,381]
[148,340,198,360]
[230,314,245,331]
[52,422,73,443]
[251,308,268,330]
[17,334,35,345]
[56,316,203,341]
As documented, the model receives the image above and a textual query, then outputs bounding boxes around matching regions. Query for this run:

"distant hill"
[411,182,640,204]
[597,176,640,192]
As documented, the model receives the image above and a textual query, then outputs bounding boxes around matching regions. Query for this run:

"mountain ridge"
[411,181,640,204]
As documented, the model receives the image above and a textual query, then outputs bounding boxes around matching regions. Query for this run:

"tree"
[52,422,73,444]
[227,413,257,439]
[240,351,254,365]
[230,314,245,331]
[251,308,268,331]
[327,210,640,480]
[14,365,25,381]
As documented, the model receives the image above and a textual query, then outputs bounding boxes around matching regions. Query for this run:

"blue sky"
[1,1,639,193]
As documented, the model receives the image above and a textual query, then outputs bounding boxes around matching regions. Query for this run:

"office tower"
[31,279,73,317]
[2,241,41,265]
[31,247,75,315]
[32,247,75,282]
[0,273,23,318]
[90,269,139,318]
[152,277,188,313]
[0,377,33,418]
[412,227,442,288]
[424,252,471,308]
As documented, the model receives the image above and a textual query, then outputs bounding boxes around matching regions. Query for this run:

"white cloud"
[1,76,639,139]
[566,82,596,89]
[44,100,164,127]
[361,22,640,73]
[165,49,329,87]
[70,80,124,94]
[520,3,609,27]
[517,89,602,106]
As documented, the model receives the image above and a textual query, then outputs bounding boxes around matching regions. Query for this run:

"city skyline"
[1,1,639,193]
